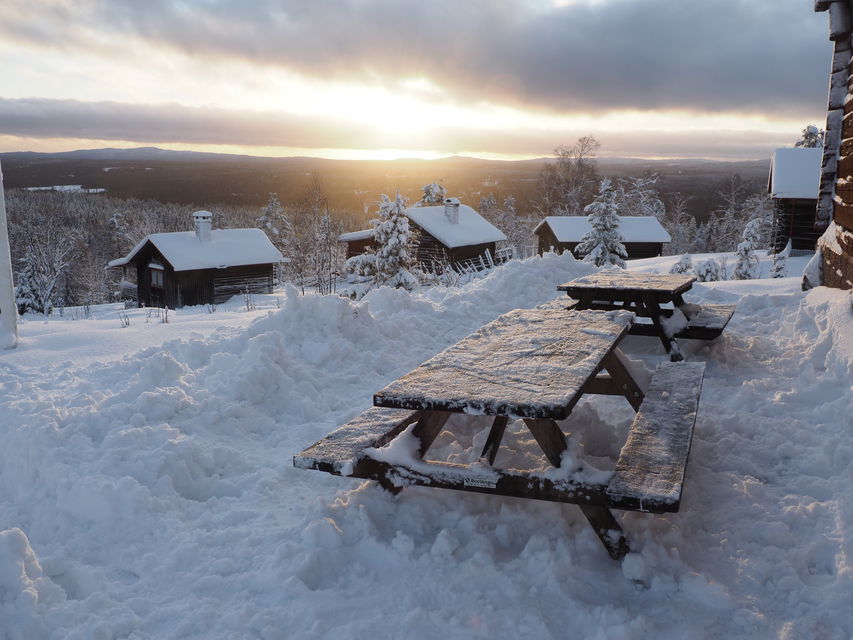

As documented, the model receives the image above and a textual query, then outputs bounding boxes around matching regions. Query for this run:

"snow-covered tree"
[662,193,699,255]
[373,192,418,289]
[694,258,723,282]
[14,229,76,315]
[575,179,627,268]
[533,136,601,216]
[706,176,748,252]
[770,239,791,279]
[669,254,694,275]
[742,192,774,249]
[615,174,665,219]
[733,219,761,280]
[795,125,825,149]
[420,182,447,206]
[14,251,38,314]
[496,195,533,259]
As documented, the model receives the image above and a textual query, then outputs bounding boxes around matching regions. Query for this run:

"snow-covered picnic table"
[295,305,706,560]
[557,271,735,361]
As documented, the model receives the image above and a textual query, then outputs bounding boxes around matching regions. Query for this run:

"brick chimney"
[192,210,212,242]
[444,197,460,224]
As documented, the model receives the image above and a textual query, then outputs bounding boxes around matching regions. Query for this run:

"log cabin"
[533,216,670,260]
[339,198,507,271]
[109,211,285,308]
[814,0,853,289]
[767,147,824,254]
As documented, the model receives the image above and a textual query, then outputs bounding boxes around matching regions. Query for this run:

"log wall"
[817,0,853,289]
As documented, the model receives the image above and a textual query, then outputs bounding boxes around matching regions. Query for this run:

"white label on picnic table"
[464,477,497,489]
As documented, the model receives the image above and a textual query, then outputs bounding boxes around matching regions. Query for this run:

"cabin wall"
[772,198,823,253]
[535,227,663,259]
[344,237,374,259]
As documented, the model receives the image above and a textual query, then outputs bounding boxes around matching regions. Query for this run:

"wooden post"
[0,160,18,349]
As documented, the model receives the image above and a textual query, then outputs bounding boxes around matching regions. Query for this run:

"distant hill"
[0,147,771,223]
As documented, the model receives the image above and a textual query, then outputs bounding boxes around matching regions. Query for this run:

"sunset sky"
[0,0,833,161]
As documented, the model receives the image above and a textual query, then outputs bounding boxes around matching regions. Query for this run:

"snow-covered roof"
[338,229,374,242]
[405,204,506,248]
[534,216,671,243]
[108,228,285,271]
[768,147,821,199]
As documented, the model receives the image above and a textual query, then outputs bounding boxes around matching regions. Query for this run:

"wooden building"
[339,198,507,271]
[814,1,853,289]
[767,148,824,254]
[109,211,285,308]
[533,216,670,260]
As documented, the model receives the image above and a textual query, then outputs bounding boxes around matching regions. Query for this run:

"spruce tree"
[576,179,627,268]
[733,219,761,280]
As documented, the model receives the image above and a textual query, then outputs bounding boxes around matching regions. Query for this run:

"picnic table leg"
[641,294,684,362]
[411,410,452,458]
[577,505,630,560]
[601,350,645,411]
[480,416,509,466]
[522,419,567,467]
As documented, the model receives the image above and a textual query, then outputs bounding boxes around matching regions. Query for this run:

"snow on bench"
[629,304,735,341]
[606,361,706,513]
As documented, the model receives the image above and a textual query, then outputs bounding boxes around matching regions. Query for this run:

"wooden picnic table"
[295,305,706,560]
[557,271,735,361]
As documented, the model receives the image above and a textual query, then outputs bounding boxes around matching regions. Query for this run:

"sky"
[0,0,835,161]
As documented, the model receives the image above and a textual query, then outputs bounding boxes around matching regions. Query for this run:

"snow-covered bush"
[694,258,724,282]
[732,219,761,280]
[770,239,791,279]
[575,179,627,268]
[669,253,694,275]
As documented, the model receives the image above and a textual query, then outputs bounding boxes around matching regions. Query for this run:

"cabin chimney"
[444,197,460,224]
[192,210,212,242]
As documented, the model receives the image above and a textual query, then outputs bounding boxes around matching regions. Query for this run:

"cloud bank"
[0,0,830,116]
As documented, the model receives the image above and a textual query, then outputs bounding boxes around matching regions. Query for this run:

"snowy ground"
[0,251,851,639]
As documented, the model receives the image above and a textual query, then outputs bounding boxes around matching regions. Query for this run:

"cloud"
[0,97,799,159]
[0,0,830,117]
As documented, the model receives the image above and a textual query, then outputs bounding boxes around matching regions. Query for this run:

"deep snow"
[0,251,851,639]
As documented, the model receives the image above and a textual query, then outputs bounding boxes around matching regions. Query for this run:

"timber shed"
[534,216,670,259]
[767,147,823,254]
[108,211,285,308]
[339,198,507,270]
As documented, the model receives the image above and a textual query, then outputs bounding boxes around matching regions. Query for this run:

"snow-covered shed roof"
[534,216,671,244]
[108,228,285,272]
[768,147,822,199]
[338,229,374,242]
[405,204,506,248]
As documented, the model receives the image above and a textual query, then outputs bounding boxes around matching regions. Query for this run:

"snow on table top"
[769,147,821,199]
[108,228,285,271]
[405,204,506,248]
[535,216,671,243]
[374,308,630,419]
[558,270,695,295]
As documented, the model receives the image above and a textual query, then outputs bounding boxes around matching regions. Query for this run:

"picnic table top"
[557,272,696,297]
[373,307,631,420]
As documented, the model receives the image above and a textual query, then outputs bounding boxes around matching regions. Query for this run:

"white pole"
[0,160,18,349]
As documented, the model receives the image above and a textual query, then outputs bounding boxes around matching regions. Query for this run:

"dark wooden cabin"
[768,148,823,254]
[533,216,670,260]
[109,211,284,308]
[813,1,853,290]
[339,199,507,271]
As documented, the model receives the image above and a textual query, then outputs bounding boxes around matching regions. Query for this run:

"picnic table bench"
[294,305,706,560]
[557,272,735,361]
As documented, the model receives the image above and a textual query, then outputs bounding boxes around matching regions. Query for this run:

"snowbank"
[0,252,850,639]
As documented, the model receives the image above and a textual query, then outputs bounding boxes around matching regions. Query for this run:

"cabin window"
[150,267,164,288]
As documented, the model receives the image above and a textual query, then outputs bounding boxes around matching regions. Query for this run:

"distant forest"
[1,145,775,312]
